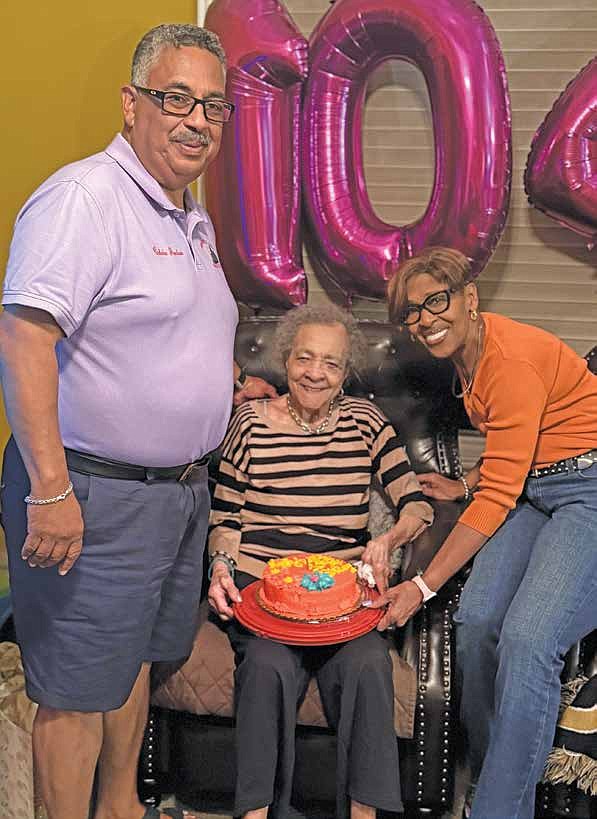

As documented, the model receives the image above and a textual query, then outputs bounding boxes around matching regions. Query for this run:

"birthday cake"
[258,554,362,621]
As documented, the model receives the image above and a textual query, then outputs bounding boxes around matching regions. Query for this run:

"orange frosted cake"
[258,554,362,621]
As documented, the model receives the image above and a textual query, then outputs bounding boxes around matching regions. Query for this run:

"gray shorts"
[1,437,210,712]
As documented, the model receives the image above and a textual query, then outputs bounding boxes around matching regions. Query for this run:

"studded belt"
[529,449,597,479]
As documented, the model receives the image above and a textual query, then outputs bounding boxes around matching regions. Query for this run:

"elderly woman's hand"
[370,580,424,630]
[360,534,394,593]
[361,514,429,593]
[207,562,242,621]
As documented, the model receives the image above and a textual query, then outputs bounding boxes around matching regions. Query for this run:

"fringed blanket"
[543,674,597,796]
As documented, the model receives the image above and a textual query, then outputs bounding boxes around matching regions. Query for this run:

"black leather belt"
[64,448,211,482]
[529,449,597,479]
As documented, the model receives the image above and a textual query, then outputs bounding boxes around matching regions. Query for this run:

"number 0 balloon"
[302,0,512,299]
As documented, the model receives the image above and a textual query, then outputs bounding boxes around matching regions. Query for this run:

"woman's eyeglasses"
[400,288,459,326]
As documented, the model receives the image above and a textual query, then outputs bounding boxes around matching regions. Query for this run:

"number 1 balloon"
[205,0,309,308]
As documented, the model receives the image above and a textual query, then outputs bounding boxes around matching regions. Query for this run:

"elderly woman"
[381,247,597,819]
[207,304,433,819]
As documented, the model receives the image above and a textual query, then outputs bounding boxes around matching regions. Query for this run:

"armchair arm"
[395,499,469,816]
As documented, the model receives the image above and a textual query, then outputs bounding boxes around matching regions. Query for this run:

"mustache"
[170,130,212,147]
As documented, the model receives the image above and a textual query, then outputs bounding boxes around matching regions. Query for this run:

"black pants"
[225,573,402,818]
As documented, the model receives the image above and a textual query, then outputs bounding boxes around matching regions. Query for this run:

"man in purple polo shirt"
[0,23,275,819]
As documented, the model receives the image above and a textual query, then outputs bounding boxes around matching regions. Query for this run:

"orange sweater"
[459,313,597,537]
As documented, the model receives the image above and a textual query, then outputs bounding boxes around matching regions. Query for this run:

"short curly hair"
[270,304,367,377]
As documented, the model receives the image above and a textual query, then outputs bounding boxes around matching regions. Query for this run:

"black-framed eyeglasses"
[400,288,460,326]
[134,86,235,123]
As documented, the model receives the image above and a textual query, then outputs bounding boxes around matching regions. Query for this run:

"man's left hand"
[233,375,278,406]
[370,580,424,630]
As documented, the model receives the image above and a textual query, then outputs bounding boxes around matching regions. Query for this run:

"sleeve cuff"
[458,497,509,538]
[2,292,77,336]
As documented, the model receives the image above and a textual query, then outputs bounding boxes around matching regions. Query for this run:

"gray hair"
[270,304,368,377]
[131,24,226,85]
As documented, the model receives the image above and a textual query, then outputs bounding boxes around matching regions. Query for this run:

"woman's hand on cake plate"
[208,562,242,621]
[370,580,424,630]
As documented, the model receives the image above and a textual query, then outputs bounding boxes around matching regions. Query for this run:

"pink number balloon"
[525,57,597,242]
[204,0,308,308]
[302,0,512,299]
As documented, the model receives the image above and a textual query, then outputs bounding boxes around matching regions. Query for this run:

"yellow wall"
[0,0,195,448]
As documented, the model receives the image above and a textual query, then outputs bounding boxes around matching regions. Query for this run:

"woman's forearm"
[465,459,482,491]
[421,521,487,592]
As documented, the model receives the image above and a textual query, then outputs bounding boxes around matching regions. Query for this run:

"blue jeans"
[454,462,597,819]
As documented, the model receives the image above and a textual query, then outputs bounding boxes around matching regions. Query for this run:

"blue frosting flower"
[300,571,335,591]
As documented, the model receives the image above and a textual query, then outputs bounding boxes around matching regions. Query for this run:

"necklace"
[451,320,484,399]
[286,394,336,434]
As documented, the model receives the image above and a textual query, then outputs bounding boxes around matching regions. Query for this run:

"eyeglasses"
[134,86,235,123]
[400,288,459,326]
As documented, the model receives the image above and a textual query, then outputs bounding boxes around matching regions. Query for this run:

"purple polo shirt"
[3,134,238,466]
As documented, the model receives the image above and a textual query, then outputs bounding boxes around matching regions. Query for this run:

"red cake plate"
[233,580,383,646]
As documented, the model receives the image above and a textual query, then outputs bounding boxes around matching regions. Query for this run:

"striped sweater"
[208,396,434,578]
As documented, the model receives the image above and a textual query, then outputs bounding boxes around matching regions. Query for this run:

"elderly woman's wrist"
[208,550,237,579]
[393,514,426,544]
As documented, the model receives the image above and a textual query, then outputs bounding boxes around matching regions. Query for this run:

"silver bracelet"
[459,475,471,502]
[24,481,74,506]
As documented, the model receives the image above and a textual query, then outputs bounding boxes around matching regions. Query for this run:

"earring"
[339,386,345,397]
[470,309,478,321]
[410,333,417,343]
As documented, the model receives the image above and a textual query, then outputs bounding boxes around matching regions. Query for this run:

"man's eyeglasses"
[400,288,459,326]
[134,86,235,123]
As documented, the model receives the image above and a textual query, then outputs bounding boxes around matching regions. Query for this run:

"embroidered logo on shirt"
[153,245,184,257]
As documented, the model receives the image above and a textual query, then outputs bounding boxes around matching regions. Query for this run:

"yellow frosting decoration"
[267,554,356,576]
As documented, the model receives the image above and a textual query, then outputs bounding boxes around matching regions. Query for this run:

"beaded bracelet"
[208,550,237,579]
[459,475,471,502]
[24,481,74,506]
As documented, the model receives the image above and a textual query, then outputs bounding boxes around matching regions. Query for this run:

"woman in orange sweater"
[381,247,597,819]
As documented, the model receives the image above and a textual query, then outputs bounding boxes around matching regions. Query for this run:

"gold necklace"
[451,321,484,398]
[286,394,336,434]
